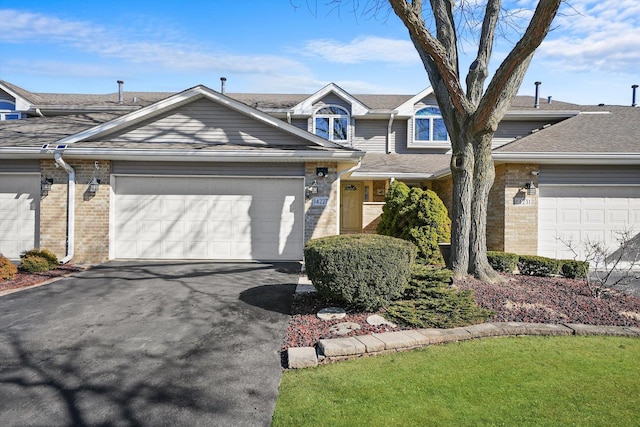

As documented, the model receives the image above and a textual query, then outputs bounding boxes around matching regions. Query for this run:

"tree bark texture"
[388,0,561,281]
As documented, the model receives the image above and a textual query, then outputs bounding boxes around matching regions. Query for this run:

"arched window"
[0,99,20,120]
[413,106,447,144]
[313,106,349,143]
[0,100,16,111]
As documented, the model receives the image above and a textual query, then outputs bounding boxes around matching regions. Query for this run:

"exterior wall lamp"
[41,176,53,196]
[524,181,536,196]
[88,177,101,193]
[306,179,318,199]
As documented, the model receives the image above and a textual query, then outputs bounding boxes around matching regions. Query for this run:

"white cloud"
[537,0,640,74]
[301,36,420,65]
[0,9,311,79]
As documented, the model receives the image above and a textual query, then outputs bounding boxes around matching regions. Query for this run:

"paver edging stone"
[289,322,640,368]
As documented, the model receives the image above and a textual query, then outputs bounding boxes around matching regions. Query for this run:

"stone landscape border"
[287,321,640,369]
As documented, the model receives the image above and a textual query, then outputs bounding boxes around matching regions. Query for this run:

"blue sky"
[1,0,638,106]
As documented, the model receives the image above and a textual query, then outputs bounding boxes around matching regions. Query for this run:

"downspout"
[54,150,75,264]
[335,160,362,235]
[386,113,395,154]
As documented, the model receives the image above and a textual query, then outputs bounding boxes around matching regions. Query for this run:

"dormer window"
[0,99,21,120]
[409,106,448,147]
[313,106,349,143]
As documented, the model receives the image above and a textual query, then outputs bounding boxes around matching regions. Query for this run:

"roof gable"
[395,87,435,116]
[291,83,369,116]
[56,85,346,149]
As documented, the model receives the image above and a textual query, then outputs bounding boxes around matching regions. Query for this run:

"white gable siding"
[104,98,307,147]
[314,94,352,113]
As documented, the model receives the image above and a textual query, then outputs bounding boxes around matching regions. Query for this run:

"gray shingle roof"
[495,106,640,153]
[358,153,451,176]
[0,113,125,147]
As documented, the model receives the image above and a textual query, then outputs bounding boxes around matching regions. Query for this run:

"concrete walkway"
[287,277,640,369]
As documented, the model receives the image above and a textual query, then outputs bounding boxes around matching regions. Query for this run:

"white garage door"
[0,174,39,259]
[538,185,640,261]
[113,176,304,260]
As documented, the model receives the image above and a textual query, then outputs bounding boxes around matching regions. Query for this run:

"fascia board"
[53,85,347,150]
[31,105,140,114]
[502,110,581,120]
[291,83,369,116]
[492,152,640,164]
[350,172,435,179]
[395,87,435,116]
[0,146,364,162]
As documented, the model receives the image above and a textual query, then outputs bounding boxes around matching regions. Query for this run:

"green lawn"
[274,336,640,426]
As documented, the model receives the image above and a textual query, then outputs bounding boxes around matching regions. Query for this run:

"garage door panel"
[0,175,39,259]
[584,209,605,224]
[559,209,581,224]
[539,185,640,262]
[114,176,303,260]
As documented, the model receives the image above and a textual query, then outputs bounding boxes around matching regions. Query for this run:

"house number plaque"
[312,197,329,206]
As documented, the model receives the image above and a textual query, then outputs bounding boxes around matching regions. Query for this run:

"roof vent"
[632,84,638,107]
[547,96,552,104]
[117,80,124,104]
[220,77,227,94]
[534,81,541,109]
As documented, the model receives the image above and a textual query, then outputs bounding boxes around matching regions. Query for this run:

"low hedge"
[0,255,18,280]
[304,234,416,311]
[20,248,59,273]
[560,259,589,279]
[487,251,519,273]
[386,265,494,328]
[517,255,561,277]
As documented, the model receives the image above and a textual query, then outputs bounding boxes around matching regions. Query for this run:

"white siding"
[105,98,308,147]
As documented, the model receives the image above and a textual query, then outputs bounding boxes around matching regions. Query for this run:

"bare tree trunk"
[469,134,504,282]
[449,140,474,278]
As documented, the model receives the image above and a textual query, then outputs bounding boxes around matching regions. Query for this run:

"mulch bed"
[0,265,84,292]
[284,274,640,350]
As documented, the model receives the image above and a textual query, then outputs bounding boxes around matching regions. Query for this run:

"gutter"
[335,160,362,235]
[386,113,395,154]
[54,150,75,264]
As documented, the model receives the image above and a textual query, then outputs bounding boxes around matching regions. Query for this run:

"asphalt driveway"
[0,261,299,426]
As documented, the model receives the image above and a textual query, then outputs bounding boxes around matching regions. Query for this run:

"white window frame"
[408,106,449,148]
[312,105,350,144]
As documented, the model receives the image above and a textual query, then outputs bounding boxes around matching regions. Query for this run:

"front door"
[340,182,362,232]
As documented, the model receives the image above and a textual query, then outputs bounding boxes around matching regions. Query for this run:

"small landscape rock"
[317,307,346,320]
[366,314,397,328]
[329,322,361,336]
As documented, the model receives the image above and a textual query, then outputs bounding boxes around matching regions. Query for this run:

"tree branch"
[471,0,561,133]
[465,0,501,106]
[389,0,472,116]
[430,0,459,75]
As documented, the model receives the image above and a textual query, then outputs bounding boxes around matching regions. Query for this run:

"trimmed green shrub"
[0,255,18,280]
[21,248,58,269]
[386,265,494,328]
[304,234,417,311]
[377,181,451,265]
[517,255,561,277]
[20,255,52,273]
[20,248,59,273]
[560,259,589,279]
[487,251,519,273]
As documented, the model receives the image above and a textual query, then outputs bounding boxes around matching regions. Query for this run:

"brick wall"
[362,202,384,233]
[487,164,506,251]
[431,177,453,218]
[502,163,539,255]
[40,159,111,265]
[304,162,339,241]
[429,164,539,255]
